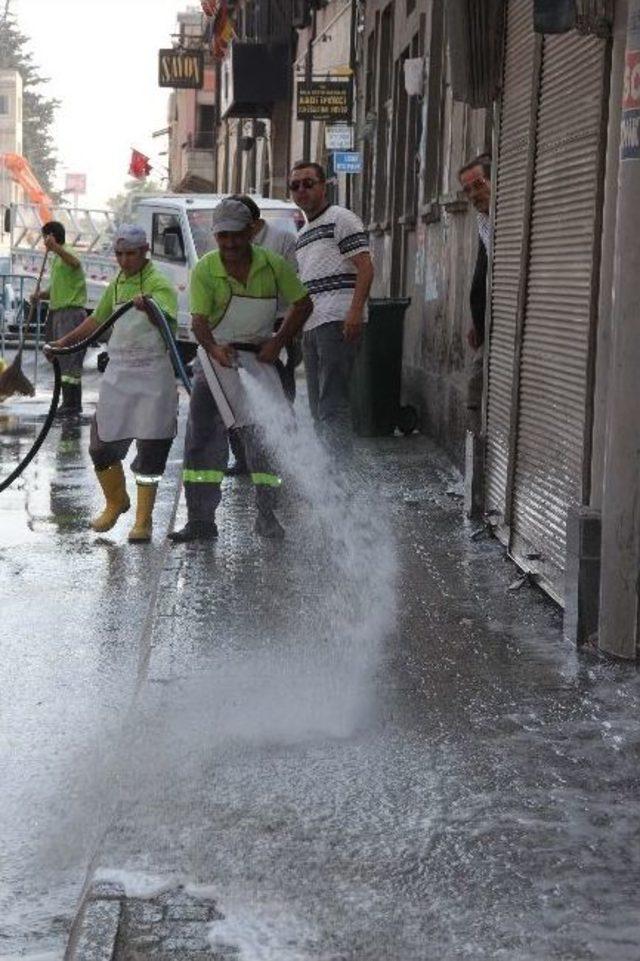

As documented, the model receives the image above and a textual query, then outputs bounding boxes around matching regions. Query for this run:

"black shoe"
[224,463,250,477]
[255,509,285,540]
[168,520,218,543]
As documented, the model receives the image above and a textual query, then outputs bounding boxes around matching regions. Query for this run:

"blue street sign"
[333,151,363,173]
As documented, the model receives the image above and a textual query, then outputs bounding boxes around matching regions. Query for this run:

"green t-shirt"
[190,244,308,327]
[92,261,178,331]
[49,246,87,310]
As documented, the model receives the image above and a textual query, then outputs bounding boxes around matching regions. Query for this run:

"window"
[195,104,216,148]
[152,213,186,263]
[362,21,379,226]
[373,3,394,224]
[423,0,445,203]
[0,96,8,115]
[404,26,424,216]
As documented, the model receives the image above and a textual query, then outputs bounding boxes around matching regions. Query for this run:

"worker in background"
[33,221,87,415]
[169,198,312,543]
[44,225,179,543]
[225,193,302,476]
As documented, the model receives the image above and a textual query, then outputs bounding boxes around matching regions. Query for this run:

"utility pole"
[598,0,640,658]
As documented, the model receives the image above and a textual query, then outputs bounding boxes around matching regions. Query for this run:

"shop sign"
[296,81,352,122]
[158,49,204,89]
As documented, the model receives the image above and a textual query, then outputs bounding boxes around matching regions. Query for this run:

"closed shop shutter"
[510,30,608,602]
[484,0,536,534]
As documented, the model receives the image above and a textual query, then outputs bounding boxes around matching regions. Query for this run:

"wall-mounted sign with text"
[325,125,353,150]
[158,49,204,89]
[296,81,353,122]
[333,151,362,174]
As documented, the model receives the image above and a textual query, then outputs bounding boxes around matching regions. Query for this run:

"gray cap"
[114,223,148,251]
[211,198,253,234]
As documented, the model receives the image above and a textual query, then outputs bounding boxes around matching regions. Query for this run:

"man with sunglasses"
[458,153,492,417]
[289,161,374,450]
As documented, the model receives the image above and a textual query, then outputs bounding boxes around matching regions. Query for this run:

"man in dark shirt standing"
[459,154,492,417]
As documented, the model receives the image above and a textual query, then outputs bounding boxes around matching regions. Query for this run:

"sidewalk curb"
[64,890,122,961]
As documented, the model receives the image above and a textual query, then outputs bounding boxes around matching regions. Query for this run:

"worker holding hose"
[44,224,179,543]
[169,198,312,543]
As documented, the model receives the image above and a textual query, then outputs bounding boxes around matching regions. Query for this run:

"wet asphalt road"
[2,357,640,960]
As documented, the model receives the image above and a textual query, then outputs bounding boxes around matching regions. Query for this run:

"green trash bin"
[350,297,418,437]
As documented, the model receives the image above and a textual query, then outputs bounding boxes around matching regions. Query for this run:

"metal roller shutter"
[484,0,536,535]
[510,30,608,602]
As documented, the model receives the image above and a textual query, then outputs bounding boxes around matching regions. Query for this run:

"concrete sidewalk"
[61,423,640,960]
[2,357,640,960]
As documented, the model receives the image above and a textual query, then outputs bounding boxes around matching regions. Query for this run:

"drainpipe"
[303,8,317,159]
[345,0,357,208]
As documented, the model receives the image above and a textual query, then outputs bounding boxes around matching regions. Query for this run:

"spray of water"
[237,366,398,711]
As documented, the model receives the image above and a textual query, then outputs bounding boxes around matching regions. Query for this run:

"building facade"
[167,9,217,192]
[0,69,24,209]
[356,0,489,462]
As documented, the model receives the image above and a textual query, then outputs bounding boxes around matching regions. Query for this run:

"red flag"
[201,0,216,14]
[129,149,152,180]
[211,0,234,61]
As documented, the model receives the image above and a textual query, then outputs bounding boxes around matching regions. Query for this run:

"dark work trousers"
[50,307,87,384]
[182,368,280,523]
[89,416,173,481]
[302,321,356,449]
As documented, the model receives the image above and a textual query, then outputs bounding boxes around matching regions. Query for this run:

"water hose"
[0,297,191,494]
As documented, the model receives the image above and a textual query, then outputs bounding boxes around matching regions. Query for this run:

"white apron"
[97,305,178,443]
[198,294,284,429]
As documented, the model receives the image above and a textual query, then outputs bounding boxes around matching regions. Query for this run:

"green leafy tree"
[0,0,60,196]
[106,179,164,223]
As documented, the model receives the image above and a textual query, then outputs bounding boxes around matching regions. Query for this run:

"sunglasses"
[288,178,321,191]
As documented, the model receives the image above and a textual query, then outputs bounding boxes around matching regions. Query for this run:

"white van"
[8,195,303,347]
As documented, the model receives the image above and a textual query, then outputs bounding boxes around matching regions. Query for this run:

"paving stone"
[207,905,226,922]
[72,900,121,961]
[164,903,211,922]
[126,901,164,926]
[88,880,126,900]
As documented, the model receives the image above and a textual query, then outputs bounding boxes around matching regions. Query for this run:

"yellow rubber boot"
[128,483,158,543]
[91,464,130,532]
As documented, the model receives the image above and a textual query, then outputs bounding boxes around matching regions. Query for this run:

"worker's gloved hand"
[257,338,283,365]
[132,295,157,325]
[210,343,236,368]
[43,342,58,362]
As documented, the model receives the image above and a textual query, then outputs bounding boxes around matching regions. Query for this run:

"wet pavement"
[2,354,640,960]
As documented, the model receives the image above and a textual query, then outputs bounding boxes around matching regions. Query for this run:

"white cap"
[114,224,148,251]
[210,198,253,233]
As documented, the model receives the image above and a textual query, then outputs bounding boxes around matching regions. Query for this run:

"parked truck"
[4,194,302,351]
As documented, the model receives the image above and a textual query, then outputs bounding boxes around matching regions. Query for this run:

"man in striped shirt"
[290,161,374,447]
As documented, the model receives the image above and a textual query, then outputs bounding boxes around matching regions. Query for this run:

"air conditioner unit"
[220,42,290,118]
